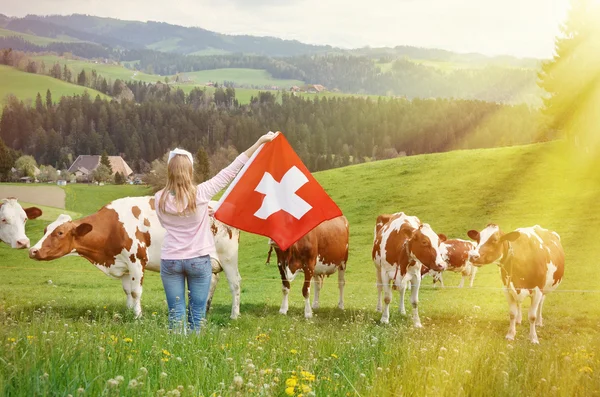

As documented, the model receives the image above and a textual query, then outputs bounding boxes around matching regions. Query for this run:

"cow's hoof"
[279,310,288,315]
[376,307,382,313]
[530,338,540,344]
[338,304,344,310]
[414,322,423,329]
[505,334,515,341]
[305,313,313,319]
[230,313,240,320]
[380,318,389,325]
[312,304,319,310]
[400,310,407,316]
[536,321,543,327]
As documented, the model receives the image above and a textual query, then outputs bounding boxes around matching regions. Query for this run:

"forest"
[0,85,546,178]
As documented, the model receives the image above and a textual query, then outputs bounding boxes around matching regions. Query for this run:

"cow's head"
[29,214,93,260]
[467,224,520,266]
[406,224,447,271]
[0,198,42,249]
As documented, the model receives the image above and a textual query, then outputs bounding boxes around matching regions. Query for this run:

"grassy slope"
[0,65,109,105]
[1,142,600,395]
[0,28,80,45]
[31,55,161,84]
[175,68,304,87]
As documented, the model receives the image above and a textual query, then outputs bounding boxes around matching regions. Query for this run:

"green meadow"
[0,28,81,46]
[1,141,600,396]
[0,65,109,106]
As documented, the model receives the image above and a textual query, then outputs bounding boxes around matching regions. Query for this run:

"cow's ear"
[24,207,43,220]
[438,234,447,243]
[500,231,520,242]
[74,223,93,237]
[467,230,480,241]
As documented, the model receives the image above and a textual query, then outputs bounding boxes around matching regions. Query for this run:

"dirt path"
[0,185,66,209]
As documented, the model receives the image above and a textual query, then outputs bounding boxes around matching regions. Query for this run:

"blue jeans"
[160,255,212,333]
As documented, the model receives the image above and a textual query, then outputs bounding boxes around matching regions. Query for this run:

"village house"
[68,155,134,182]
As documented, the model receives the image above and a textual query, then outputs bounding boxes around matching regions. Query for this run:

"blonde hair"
[159,154,197,215]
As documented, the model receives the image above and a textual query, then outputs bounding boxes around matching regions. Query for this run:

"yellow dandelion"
[286,378,298,388]
[162,349,171,356]
[331,353,338,359]
[285,386,296,396]
[579,366,593,374]
[290,349,298,354]
[124,338,133,343]
[161,358,169,362]
[27,335,34,340]
[301,384,311,393]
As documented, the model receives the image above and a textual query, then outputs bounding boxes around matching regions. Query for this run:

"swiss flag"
[214,132,343,250]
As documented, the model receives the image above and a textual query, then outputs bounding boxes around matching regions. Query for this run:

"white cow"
[0,198,42,249]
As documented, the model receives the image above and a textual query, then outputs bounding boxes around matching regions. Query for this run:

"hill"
[1,142,600,395]
[0,65,109,106]
[4,14,333,56]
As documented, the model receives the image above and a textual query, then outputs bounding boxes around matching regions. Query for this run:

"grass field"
[174,68,304,88]
[0,28,80,46]
[0,65,109,106]
[2,141,600,396]
[31,55,162,84]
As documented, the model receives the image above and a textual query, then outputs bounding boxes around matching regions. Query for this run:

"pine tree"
[35,93,44,113]
[194,147,210,183]
[100,150,113,174]
[0,137,13,182]
[45,89,52,108]
[77,70,87,86]
[114,171,125,185]
[539,0,600,148]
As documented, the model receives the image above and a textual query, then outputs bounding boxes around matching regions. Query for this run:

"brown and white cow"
[29,197,242,319]
[421,239,478,288]
[268,216,349,319]
[372,212,447,327]
[0,198,42,249]
[467,224,564,343]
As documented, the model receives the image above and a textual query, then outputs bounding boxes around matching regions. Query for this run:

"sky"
[3,0,572,58]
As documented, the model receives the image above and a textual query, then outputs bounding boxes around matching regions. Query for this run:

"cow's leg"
[516,302,523,325]
[221,256,241,320]
[505,289,518,341]
[469,267,478,288]
[528,289,543,344]
[399,274,411,315]
[311,275,322,310]
[121,276,134,310]
[536,294,546,327]
[303,267,314,319]
[375,265,383,312]
[206,272,220,313]
[278,265,290,315]
[129,266,144,319]
[380,269,392,324]
[458,272,466,288]
[410,273,423,328]
[337,267,345,310]
[435,272,444,289]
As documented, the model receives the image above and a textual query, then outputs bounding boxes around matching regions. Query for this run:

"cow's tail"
[266,246,273,265]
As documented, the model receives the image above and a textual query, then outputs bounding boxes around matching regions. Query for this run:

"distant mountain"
[14,14,334,57]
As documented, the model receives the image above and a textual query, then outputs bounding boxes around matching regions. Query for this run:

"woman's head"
[159,149,197,215]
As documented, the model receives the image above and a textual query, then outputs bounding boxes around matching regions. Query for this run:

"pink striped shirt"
[155,154,249,260]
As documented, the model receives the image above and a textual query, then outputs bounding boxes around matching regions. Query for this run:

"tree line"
[0,85,547,179]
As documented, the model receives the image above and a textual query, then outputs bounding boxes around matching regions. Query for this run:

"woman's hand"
[245,131,280,157]
[257,131,279,145]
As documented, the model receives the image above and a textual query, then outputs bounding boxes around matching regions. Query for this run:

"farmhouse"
[68,155,134,181]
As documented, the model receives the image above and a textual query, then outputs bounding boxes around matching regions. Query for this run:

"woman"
[155,131,278,333]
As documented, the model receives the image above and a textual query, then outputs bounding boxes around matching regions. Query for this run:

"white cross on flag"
[214,132,343,250]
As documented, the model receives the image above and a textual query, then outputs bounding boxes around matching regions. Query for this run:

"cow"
[467,224,564,343]
[29,197,242,319]
[421,239,478,288]
[267,216,349,319]
[0,198,42,249]
[372,212,447,327]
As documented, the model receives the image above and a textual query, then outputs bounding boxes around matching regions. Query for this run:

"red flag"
[214,133,343,250]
